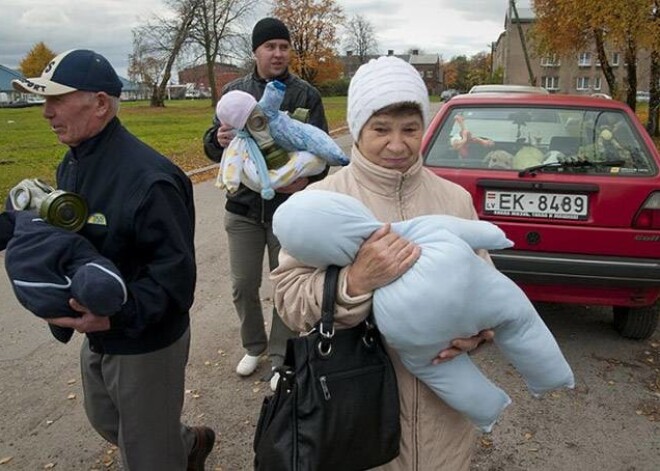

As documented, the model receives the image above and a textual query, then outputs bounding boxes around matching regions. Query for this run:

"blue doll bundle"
[215,81,348,199]
[273,189,575,432]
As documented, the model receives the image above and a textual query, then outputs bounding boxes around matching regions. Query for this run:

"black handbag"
[254,265,400,471]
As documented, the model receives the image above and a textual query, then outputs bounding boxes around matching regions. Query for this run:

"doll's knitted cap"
[347,56,430,141]
[216,90,258,130]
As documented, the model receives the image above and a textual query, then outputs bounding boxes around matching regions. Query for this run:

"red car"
[422,93,660,339]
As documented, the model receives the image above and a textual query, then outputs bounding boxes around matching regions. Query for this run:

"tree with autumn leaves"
[271,0,345,85]
[19,42,56,78]
[531,0,660,134]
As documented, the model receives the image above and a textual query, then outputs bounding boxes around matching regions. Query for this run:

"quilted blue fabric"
[273,190,575,431]
[260,81,349,166]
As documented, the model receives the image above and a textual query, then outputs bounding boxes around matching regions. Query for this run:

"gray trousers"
[80,328,196,471]
[224,211,295,367]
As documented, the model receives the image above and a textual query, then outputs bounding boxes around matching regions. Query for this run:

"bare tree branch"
[343,14,378,64]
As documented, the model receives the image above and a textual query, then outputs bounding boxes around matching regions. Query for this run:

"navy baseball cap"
[12,49,122,97]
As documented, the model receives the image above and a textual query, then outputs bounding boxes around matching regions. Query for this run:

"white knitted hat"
[347,56,430,141]
[215,90,258,130]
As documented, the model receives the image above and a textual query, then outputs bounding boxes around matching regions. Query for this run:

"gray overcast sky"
[0,0,531,78]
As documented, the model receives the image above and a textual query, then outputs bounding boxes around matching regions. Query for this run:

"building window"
[576,77,590,90]
[612,53,620,66]
[542,76,560,90]
[425,70,433,78]
[578,52,592,67]
[593,77,602,90]
[540,55,560,67]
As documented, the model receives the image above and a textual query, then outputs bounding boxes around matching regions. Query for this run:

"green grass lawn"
[0,97,349,203]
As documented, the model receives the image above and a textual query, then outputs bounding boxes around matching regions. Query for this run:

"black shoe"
[187,426,216,471]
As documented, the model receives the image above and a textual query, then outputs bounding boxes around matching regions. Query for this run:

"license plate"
[484,190,588,220]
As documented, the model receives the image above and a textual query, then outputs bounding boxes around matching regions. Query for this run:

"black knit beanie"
[252,17,290,51]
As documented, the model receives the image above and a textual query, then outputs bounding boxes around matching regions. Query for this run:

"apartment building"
[494,6,652,96]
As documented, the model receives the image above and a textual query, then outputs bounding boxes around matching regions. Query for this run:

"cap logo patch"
[43,59,57,74]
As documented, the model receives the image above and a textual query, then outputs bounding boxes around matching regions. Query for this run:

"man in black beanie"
[202,17,329,391]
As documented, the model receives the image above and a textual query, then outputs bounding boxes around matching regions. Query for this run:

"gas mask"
[245,106,289,170]
[244,106,311,170]
[8,178,88,232]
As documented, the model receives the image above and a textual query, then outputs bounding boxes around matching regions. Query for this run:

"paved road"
[0,108,658,470]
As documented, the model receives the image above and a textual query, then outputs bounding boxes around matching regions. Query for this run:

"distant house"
[338,50,443,95]
[118,76,150,101]
[409,51,442,95]
[178,63,243,97]
[340,50,410,80]
[0,64,25,104]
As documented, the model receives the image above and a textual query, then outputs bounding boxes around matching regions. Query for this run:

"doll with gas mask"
[1,179,126,343]
[215,80,349,199]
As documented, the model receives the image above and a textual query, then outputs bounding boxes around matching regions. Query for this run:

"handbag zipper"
[318,364,384,401]
[319,376,331,400]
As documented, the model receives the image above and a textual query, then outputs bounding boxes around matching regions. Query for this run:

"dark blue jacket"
[57,117,196,354]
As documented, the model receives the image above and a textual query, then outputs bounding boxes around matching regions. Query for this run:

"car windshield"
[425,106,656,175]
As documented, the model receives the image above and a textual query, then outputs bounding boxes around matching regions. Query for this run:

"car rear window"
[424,106,656,175]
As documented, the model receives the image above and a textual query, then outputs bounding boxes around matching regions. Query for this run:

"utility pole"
[510,0,537,86]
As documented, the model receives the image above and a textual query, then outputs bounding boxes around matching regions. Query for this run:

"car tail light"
[633,192,660,229]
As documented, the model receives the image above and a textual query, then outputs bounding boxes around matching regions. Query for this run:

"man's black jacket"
[57,118,196,355]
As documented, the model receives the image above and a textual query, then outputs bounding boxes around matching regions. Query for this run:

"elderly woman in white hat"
[271,56,493,470]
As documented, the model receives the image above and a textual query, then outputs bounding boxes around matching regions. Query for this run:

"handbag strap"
[319,265,340,338]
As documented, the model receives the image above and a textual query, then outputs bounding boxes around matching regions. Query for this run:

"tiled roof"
[409,54,439,65]
[0,64,24,92]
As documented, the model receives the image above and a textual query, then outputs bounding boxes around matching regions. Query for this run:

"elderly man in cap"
[203,18,329,390]
[12,49,215,470]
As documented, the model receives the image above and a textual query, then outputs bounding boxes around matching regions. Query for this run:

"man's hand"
[46,298,111,333]
[216,124,235,148]
[277,177,309,194]
[432,329,495,364]
[346,224,421,297]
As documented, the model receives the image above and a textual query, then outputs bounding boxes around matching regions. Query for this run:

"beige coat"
[271,146,482,470]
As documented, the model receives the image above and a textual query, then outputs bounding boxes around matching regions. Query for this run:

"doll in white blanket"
[273,189,575,432]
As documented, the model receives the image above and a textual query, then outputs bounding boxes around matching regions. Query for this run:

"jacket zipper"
[413,377,419,470]
[260,197,265,224]
[397,175,405,219]
[398,172,418,469]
